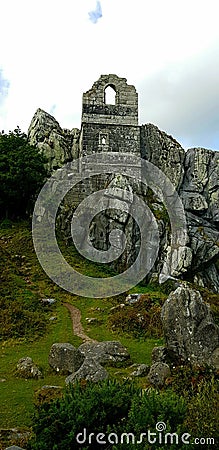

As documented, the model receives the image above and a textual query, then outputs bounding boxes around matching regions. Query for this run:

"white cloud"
[138,42,219,150]
[0,0,219,149]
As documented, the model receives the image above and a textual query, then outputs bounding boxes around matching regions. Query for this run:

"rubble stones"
[16,357,42,379]
[147,362,171,388]
[130,364,150,377]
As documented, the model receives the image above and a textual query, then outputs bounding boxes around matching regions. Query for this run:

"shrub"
[115,389,186,449]
[184,377,219,444]
[28,380,140,450]
[109,295,163,338]
[165,365,219,449]
[167,364,218,397]
[0,128,48,219]
[27,380,188,450]
[0,295,47,340]
[0,229,48,340]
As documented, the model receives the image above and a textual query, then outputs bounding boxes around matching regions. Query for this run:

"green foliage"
[0,294,47,340]
[28,380,140,450]
[28,380,187,450]
[117,389,186,449]
[34,386,64,408]
[0,237,47,340]
[28,375,218,450]
[167,364,219,398]
[1,220,218,450]
[0,302,75,431]
[0,217,14,229]
[184,377,219,443]
[109,294,163,338]
[0,127,48,219]
[166,365,219,449]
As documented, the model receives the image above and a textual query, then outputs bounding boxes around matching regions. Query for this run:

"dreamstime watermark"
[32,153,187,298]
[75,422,215,446]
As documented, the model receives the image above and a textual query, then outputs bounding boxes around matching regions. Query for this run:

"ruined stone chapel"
[28,74,219,293]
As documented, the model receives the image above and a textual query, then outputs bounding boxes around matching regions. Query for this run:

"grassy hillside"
[0,220,165,436]
[1,220,218,449]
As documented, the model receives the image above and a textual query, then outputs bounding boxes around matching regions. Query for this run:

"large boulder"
[182,148,219,224]
[78,341,130,365]
[48,343,84,374]
[88,174,141,270]
[16,357,42,379]
[179,148,219,292]
[208,347,219,368]
[65,357,109,384]
[161,286,219,367]
[27,105,219,292]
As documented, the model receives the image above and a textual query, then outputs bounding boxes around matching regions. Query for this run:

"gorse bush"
[28,380,140,450]
[128,389,186,432]
[28,380,187,450]
[0,296,47,340]
[109,294,163,338]
[114,389,187,450]
[27,375,218,449]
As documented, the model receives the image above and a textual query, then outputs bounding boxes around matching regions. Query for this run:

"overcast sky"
[0,0,219,150]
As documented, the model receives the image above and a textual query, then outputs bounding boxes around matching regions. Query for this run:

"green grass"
[0,303,79,428]
[0,220,165,430]
[71,296,164,363]
[1,218,218,446]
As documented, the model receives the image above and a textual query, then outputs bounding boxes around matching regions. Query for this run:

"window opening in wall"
[104,85,116,105]
[99,133,108,146]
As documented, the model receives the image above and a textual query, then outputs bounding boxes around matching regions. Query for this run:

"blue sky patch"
[88,1,102,24]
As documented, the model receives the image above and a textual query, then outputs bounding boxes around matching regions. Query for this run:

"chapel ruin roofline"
[81,74,139,127]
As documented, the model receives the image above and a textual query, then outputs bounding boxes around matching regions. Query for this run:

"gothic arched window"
[104,85,116,105]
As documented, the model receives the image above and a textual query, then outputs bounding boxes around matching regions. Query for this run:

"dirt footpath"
[63,302,97,342]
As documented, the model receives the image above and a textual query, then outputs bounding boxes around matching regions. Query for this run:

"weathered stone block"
[65,357,109,384]
[48,343,84,374]
[161,286,219,366]
[78,341,130,365]
[147,362,171,388]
